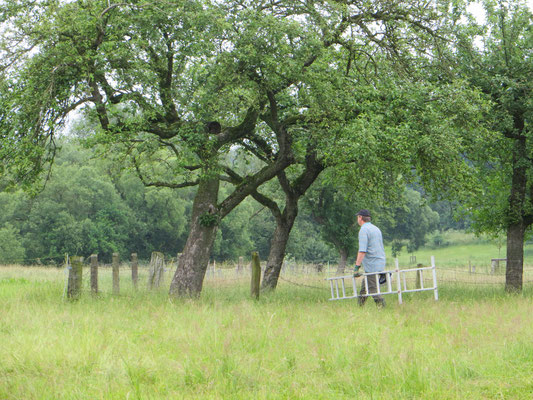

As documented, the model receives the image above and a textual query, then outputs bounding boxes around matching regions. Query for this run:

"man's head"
[357,209,371,225]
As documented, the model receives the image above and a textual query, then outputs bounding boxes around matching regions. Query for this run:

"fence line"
[6,255,533,299]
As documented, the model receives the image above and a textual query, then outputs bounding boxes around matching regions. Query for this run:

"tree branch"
[218,148,293,218]
[99,3,129,18]
[251,190,282,221]
[133,156,199,188]
[216,106,260,147]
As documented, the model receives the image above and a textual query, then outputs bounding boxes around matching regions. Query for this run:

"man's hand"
[353,265,362,278]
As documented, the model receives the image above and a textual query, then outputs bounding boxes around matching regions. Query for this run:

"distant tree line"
[0,139,460,265]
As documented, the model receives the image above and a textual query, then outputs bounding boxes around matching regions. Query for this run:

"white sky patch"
[468,0,533,23]
[465,1,532,50]
[467,2,486,24]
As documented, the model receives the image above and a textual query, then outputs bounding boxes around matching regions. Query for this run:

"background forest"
[0,137,470,265]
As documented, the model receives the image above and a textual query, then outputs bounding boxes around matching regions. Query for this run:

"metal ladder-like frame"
[326,257,438,304]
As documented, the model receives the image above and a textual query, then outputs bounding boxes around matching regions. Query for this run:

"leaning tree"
[225,0,489,290]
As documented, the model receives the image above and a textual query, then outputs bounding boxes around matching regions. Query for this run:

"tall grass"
[1,264,533,399]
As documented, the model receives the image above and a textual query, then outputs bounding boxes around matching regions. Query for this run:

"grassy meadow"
[2,237,533,399]
[392,231,513,269]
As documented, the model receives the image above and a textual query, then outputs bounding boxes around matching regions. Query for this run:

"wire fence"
[3,257,533,297]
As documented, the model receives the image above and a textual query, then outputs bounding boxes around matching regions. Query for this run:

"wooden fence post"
[131,253,138,289]
[148,251,165,289]
[237,256,243,273]
[415,264,422,289]
[67,256,83,300]
[112,253,120,295]
[90,254,98,294]
[251,252,261,300]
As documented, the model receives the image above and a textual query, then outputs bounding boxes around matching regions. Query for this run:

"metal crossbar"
[326,256,438,304]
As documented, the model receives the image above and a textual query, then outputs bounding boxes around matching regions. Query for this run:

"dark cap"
[357,209,371,217]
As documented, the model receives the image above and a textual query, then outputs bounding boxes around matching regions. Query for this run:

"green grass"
[1,259,533,399]
[391,230,533,269]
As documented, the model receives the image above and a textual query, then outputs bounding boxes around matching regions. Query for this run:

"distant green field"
[389,231,533,270]
[1,258,533,399]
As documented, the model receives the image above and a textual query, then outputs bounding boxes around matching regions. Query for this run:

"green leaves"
[0,223,25,264]
[454,0,533,235]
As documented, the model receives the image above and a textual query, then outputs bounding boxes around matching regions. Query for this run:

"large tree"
[0,0,299,295]
[455,0,532,292]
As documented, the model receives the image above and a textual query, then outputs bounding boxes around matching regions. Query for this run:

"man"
[354,209,386,307]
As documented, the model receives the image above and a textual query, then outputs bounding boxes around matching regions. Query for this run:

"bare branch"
[61,96,96,116]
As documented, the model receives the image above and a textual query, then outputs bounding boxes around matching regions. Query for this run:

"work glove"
[353,265,362,278]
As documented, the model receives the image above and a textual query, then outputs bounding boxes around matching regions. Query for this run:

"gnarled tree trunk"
[336,248,349,274]
[261,200,298,290]
[168,144,294,297]
[169,177,219,297]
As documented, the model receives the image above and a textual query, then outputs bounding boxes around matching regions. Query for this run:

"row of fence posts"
[67,252,141,300]
[466,259,506,275]
[413,256,506,276]
[66,251,264,300]
[206,256,248,277]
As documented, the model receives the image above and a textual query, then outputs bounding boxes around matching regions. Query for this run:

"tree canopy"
[454,0,533,291]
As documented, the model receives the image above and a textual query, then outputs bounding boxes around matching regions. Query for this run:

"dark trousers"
[358,273,385,307]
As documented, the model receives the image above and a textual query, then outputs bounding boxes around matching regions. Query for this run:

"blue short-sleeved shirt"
[358,222,386,273]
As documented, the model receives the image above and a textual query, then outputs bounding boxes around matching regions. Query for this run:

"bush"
[0,223,25,264]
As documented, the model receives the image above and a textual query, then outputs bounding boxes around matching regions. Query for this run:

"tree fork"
[261,153,324,290]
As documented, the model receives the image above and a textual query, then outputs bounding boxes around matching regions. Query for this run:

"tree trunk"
[505,222,524,293]
[261,202,297,291]
[169,177,219,297]
[505,132,527,293]
[336,248,349,274]
[257,151,324,291]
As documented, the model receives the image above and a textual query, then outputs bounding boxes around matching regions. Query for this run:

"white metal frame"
[326,256,438,304]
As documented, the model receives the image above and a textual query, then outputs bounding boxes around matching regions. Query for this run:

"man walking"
[354,209,386,307]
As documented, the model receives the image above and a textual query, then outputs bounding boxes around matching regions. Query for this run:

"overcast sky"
[468,0,533,21]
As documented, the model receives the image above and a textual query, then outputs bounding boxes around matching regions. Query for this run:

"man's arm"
[353,251,366,277]
[355,251,366,268]
[356,227,368,269]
